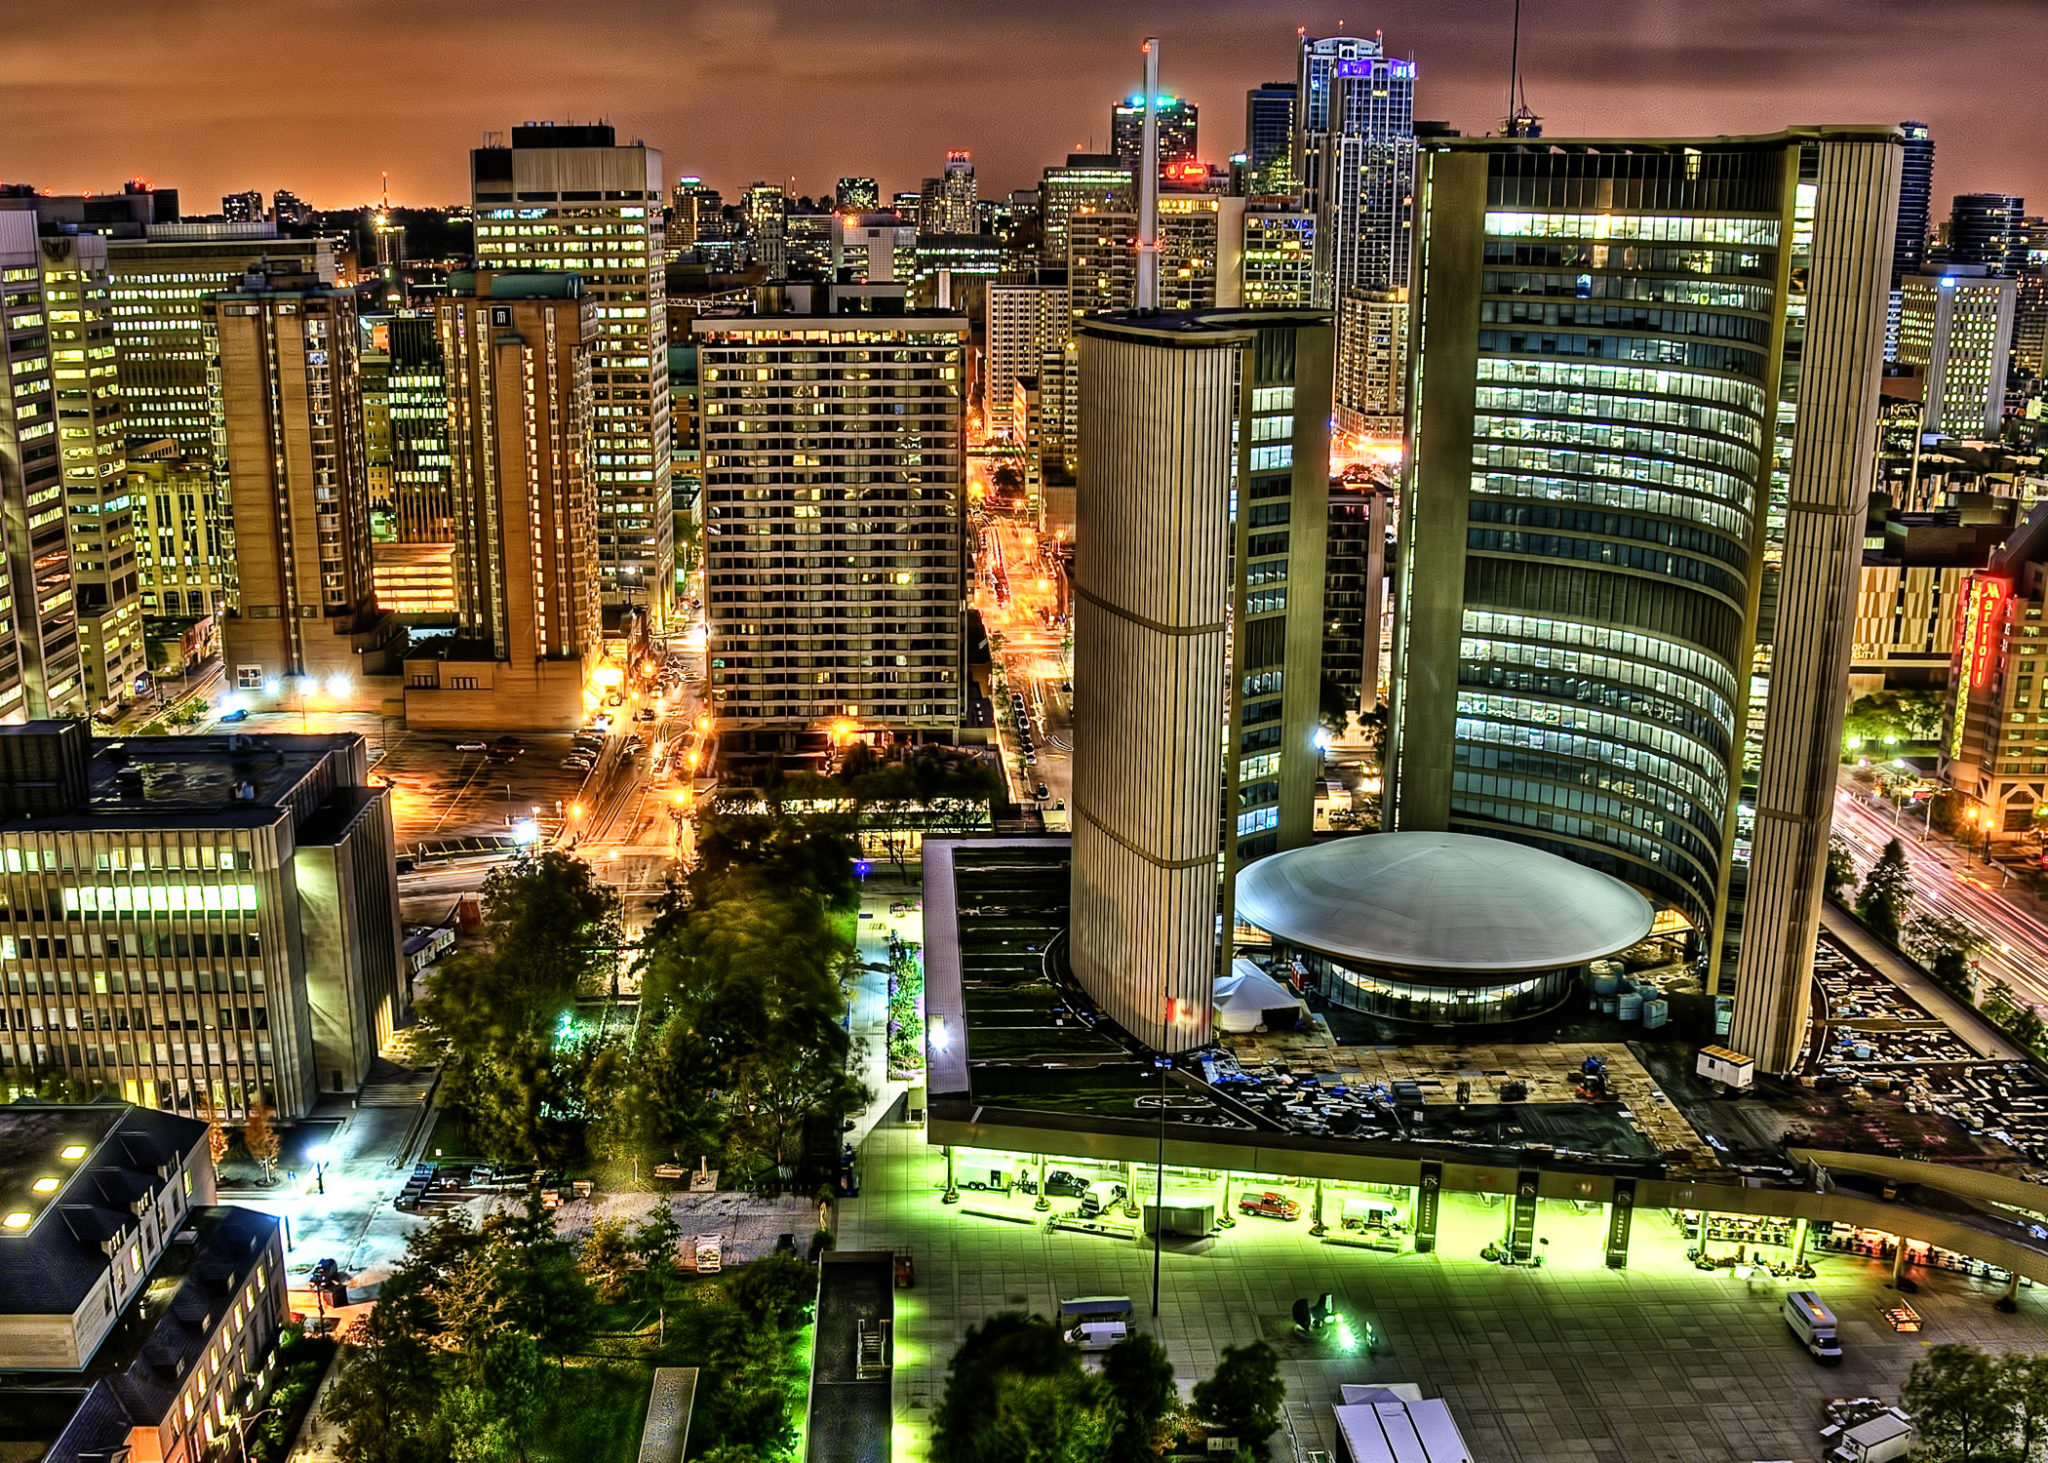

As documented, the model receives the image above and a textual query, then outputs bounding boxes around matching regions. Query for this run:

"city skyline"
[7,0,2047,207]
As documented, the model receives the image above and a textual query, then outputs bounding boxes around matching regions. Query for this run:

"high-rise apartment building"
[744,182,787,277]
[667,176,719,255]
[221,190,264,223]
[1949,192,2027,276]
[270,191,312,228]
[360,315,396,526]
[1244,82,1298,196]
[403,273,601,729]
[208,262,400,694]
[1238,207,1317,308]
[472,123,672,626]
[1387,128,1903,1073]
[1112,96,1198,171]
[1898,268,2018,439]
[39,235,144,712]
[1292,34,1380,215]
[1069,212,1140,319]
[922,152,979,237]
[1324,473,1396,714]
[0,722,406,1117]
[0,213,87,720]
[984,277,1069,428]
[693,285,968,768]
[106,226,337,623]
[1069,308,1333,1053]
[1334,286,1409,436]
[1039,155,1134,267]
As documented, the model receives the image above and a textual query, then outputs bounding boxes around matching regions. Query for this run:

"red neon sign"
[1956,575,2011,691]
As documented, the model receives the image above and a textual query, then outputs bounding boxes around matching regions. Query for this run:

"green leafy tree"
[578,1217,636,1304]
[479,1331,553,1462]
[935,1312,1111,1463]
[1824,835,1857,904]
[2000,1352,2048,1463]
[1100,1332,1178,1458]
[631,1201,685,1297]
[1904,911,1987,999]
[323,1291,441,1463]
[1842,690,1945,750]
[725,1253,815,1330]
[1192,1342,1286,1458]
[1856,837,1912,945]
[1903,1344,2016,1462]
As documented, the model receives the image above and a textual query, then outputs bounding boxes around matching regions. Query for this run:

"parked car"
[1033,783,1050,801]
[219,708,249,723]
[1238,1191,1302,1221]
[1019,1169,1088,1199]
[455,740,487,752]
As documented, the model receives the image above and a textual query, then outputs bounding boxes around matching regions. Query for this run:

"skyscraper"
[667,176,719,254]
[984,278,1069,428]
[387,313,451,542]
[836,176,881,212]
[1292,34,1379,216]
[926,152,979,236]
[0,213,86,718]
[692,285,968,770]
[1111,95,1198,171]
[1949,192,2027,276]
[743,181,787,277]
[107,226,337,623]
[472,123,672,628]
[208,262,400,693]
[1334,286,1408,436]
[1897,269,2018,438]
[1039,154,1134,267]
[1314,46,1416,304]
[1387,127,1903,1073]
[403,273,601,729]
[1244,82,1297,196]
[1885,122,1936,361]
[1069,308,1333,1053]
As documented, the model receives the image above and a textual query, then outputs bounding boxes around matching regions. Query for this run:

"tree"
[1842,690,1945,750]
[1824,836,1857,905]
[934,1312,1111,1463]
[243,1098,281,1186]
[1903,1344,2016,1462]
[1856,838,1912,945]
[578,1217,636,1305]
[197,1094,230,1170]
[1192,1342,1285,1458]
[1100,1332,1178,1458]
[2000,1353,2048,1463]
[1904,911,1987,999]
[725,1253,815,1330]
[323,1293,441,1463]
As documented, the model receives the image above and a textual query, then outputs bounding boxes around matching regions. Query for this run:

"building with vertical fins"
[1386,127,1903,1074]
[1069,308,1332,1053]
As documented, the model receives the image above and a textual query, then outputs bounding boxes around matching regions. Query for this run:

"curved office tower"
[1070,315,1250,1053]
[1390,128,1901,1071]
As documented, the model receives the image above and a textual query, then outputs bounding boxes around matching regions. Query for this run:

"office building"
[785,209,835,277]
[128,444,220,628]
[1111,95,1198,172]
[744,182,787,277]
[0,213,88,720]
[207,262,402,695]
[1898,268,2018,439]
[1314,45,1416,306]
[269,190,312,228]
[1157,194,1245,310]
[833,213,918,287]
[1850,494,2016,695]
[1387,128,1903,1074]
[1885,121,1935,360]
[403,273,601,730]
[1942,506,2048,833]
[106,226,337,624]
[0,723,406,1115]
[837,177,880,212]
[386,312,450,541]
[1068,212,1140,318]
[667,176,719,255]
[1039,154,1134,267]
[1238,207,1317,308]
[1244,82,1297,197]
[1324,471,1396,714]
[472,123,672,627]
[1334,286,1408,436]
[984,277,1069,428]
[908,234,1007,311]
[1949,192,2027,276]
[693,284,968,769]
[921,152,978,237]
[2014,270,2048,380]
[1069,307,1333,1052]
[359,316,395,526]
[221,190,264,223]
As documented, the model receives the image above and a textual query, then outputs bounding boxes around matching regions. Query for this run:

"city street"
[972,508,1073,812]
[1832,779,2048,1018]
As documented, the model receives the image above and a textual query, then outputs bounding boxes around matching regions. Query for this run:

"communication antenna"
[1136,37,1160,310]
[1507,0,1521,133]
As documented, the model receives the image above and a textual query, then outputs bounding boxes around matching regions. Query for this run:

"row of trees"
[933,1314,1286,1463]
[1828,836,2048,1057]
[423,808,867,1183]
[1842,690,1945,752]
[1903,1343,2048,1462]
[323,1199,813,1463]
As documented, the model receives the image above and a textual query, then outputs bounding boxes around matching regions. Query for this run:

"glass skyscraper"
[1389,128,1903,1072]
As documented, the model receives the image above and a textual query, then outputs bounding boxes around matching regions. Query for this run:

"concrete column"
[1033,1154,1051,1212]
[1890,1239,1907,1290]
[1792,1216,1809,1267]
[1123,1160,1142,1218]
[1310,1179,1327,1236]
[941,1146,958,1204]
[1217,1169,1236,1228]
[1998,1272,2021,1313]
[1696,1212,1712,1264]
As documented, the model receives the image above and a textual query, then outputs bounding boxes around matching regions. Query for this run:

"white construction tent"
[1214,959,1305,1034]
[1331,1384,1474,1463]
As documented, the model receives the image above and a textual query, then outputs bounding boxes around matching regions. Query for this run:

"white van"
[1782,1290,1842,1363]
[1077,1180,1127,1218]
[1066,1320,1129,1351]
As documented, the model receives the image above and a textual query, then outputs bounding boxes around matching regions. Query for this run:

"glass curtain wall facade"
[1389,130,1901,1070]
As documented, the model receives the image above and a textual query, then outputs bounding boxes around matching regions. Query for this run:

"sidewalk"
[1820,905,2027,1060]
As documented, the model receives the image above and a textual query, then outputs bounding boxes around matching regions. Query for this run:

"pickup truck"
[1239,1191,1302,1221]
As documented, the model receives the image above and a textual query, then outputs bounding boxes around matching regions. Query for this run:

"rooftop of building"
[445,269,585,299]
[1426,123,1907,154]
[0,1100,208,1318]
[20,1206,282,1463]
[1078,305,1330,345]
[1235,831,1656,975]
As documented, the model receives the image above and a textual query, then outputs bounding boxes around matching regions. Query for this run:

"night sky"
[7,0,2043,211]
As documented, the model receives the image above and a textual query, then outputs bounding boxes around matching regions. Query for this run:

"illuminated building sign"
[1951,575,2010,758]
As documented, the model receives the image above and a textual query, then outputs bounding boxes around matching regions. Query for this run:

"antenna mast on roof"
[1136,37,1160,310]
[1503,0,1542,138]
